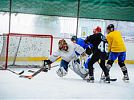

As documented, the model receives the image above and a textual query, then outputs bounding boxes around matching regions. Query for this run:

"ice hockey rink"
[0,63,134,100]
[0,0,134,100]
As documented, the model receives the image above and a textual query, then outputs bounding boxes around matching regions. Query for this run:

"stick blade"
[110,78,117,81]
[18,70,24,75]
[19,75,33,79]
[28,70,35,73]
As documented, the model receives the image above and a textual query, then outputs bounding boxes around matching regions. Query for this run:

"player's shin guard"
[118,62,129,80]
[106,60,114,70]
[100,60,113,80]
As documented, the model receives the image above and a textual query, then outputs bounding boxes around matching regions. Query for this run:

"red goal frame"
[0,33,53,69]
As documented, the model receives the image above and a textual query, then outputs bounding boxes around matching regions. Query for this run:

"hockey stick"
[28,64,59,73]
[19,57,61,79]
[19,66,45,79]
[19,64,59,79]
[7,69,24,75]
[0,65,24,75]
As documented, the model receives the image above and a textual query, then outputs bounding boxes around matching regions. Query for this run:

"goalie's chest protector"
[58,44,78,62]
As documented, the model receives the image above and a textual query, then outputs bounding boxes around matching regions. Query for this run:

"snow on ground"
[0,63,134,100]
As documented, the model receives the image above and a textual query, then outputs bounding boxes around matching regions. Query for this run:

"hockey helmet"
[94,26,101,33]
[71,36,77,42]
[58,39,68,51]
[107,24,114,31]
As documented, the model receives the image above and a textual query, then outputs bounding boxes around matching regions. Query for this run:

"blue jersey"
[76,38,93,49]
[75,38,93,56]
[84,56,91,69]
[75,38,92,69]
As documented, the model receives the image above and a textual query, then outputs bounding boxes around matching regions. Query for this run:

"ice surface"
[0,63,134,100]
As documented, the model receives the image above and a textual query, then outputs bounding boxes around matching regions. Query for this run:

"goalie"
[44,39,89,79]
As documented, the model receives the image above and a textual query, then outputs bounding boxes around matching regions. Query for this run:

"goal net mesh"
[0,33,53,69]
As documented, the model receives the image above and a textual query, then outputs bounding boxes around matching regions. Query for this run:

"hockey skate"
[100,71,117,82]
[56,67,67,77]
[122,74,129,82]
[104,76,110,83]
[87,76,94,83]
[100,74,106,80]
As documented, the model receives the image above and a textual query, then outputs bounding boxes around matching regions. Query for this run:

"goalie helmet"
[58,39,68,51]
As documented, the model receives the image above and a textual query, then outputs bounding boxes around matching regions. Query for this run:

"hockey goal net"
[0,33,53,69]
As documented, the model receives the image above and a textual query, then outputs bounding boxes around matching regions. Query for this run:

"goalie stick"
[0,65,24,75]
[8,69,24,75]
[27,65,59,73]
[19,64,59,79]
[19,66,45,79]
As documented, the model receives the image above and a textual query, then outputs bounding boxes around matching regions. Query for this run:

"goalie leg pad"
[56,67,68,77]
[68,59,88,79]
[118,61,127,72]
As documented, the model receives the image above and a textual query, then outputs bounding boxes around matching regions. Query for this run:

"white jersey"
[49,43,85,62]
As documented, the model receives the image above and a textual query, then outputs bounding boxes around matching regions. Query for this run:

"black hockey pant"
[88,51,109,77]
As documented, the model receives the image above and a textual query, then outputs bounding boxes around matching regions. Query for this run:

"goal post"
[0,33,53,69]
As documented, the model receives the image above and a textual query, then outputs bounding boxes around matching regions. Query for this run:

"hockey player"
[84,26,110,83]
[44,39,88,78]
[106,24,129,81]
[70,36,93,78]
[71,36,93,55]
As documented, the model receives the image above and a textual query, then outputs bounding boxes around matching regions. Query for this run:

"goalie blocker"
[43,60,52,72]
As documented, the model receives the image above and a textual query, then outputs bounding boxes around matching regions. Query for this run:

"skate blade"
[104,81,110,83]
[99,79,110,83]
[123,79,129,83]
[87,79,94,83]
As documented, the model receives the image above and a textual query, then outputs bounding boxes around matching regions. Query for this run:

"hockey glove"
[85,47,92,55]
[80,52,88,60]
[44,60,52,65]
[81,52,86,57]
[43,60,53,71]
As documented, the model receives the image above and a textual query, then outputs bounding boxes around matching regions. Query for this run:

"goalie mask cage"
[0,33,53,69]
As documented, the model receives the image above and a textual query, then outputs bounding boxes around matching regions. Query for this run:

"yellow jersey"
[106,30,126,52]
